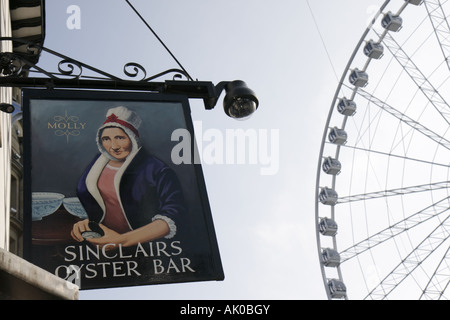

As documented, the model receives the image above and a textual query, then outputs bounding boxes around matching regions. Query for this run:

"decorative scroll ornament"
[57,59,83,78]
[0,37,191,84]
[0,52,23,77]
[0,38,249,113]
[123,62,147,80]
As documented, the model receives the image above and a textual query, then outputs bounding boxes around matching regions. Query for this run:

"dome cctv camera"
[223,80,259,120]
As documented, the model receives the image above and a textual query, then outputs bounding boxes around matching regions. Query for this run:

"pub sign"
[22,89,224,290]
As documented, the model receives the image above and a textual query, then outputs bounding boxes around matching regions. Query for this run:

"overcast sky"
[36,0,419,300]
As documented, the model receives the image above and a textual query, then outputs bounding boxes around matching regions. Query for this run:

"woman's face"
[101,127,132,161]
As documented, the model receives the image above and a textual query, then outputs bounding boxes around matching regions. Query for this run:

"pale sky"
[33,0,445,300]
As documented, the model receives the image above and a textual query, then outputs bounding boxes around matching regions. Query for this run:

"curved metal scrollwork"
[123,62,147,80]
[0,37,235,112]
[0,52,23,77]
[57,59,83,78]
[123,62,191,82]
[143,68,189,82]
[0,37,192,84]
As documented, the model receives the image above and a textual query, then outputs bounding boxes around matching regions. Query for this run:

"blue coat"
[76,149,185,238]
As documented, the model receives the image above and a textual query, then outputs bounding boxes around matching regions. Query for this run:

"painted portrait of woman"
[71,106,186,249]
[25,89,223,289]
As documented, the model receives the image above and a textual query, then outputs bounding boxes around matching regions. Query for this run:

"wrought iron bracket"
[0,37,227,110]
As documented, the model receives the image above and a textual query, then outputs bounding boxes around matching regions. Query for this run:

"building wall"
[10,105,23,256]
[0,0,13,251]
[0,1,79,300]
[1,0,44,256]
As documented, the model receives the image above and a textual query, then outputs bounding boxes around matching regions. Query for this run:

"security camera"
[223,80,259,119]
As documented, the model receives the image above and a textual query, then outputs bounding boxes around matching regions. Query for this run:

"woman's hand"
[71,219,91,242]
[71,219,170,250]
[71,220,123,251]
[85,224,124,250]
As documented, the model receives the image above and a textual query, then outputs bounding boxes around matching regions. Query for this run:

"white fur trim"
[153,215,177,239]
[85,154,109,216]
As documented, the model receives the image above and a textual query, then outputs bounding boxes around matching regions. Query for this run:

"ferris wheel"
[315,0,450,300]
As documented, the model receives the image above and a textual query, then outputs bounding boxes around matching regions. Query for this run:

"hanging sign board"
[22,89,224,290]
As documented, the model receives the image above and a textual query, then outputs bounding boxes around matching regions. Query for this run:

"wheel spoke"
[380,31,450,125]
[424,0,450,71]
[420,245,450,300]
[337,143,450,168]
[338,181,450,203]
[350,85,450,152]
[365,214,450,299]
[339,196,450,262]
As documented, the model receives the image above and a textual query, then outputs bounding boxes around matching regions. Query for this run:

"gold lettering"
[48,112,86,142]
[48,122,87,131]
